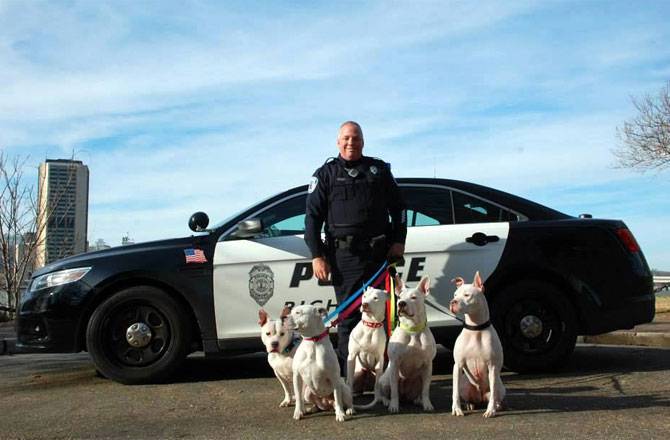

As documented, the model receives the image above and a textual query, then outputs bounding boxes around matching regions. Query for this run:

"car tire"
[86,286,192,385]
[491,280,577,373]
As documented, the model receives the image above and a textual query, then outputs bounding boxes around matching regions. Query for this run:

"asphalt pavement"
[1,310,669,439]
[1,341,669,439]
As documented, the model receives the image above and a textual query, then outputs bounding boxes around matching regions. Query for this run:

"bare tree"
[614,82,670,171]
[0,152,77,321]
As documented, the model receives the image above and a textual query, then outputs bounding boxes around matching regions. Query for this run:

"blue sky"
[0,0,669,269]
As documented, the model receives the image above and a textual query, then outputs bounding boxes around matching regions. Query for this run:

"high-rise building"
[35,159,89,267]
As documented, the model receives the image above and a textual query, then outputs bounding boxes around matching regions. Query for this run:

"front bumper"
[16,281,92,353]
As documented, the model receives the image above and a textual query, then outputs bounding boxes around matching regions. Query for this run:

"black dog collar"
[283,337,301,354]
[463,321,492,331]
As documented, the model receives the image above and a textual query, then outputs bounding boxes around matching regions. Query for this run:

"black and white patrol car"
[17,178,655,384]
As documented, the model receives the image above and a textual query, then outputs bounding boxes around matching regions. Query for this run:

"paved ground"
[1,308,668,439]
[1,344,669,439]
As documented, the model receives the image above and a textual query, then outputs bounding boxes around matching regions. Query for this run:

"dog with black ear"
[258,306,301,407]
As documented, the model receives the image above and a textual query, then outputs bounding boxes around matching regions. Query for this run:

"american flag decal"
[184,248,207,264]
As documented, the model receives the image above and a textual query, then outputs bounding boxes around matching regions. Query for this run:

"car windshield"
[209,207,251,230]
[209,190,290,230]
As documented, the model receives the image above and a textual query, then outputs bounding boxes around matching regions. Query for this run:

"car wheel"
[86,286,192,384]
[491,280,577,373]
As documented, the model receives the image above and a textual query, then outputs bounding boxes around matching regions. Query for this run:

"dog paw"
[388,402,400,413]
[279,399,291,408]
[422,401,434,412]
[466,403,476,411]
[452,406,464,416]
[335,411,346,422]
[483,409,497,418]
[293,410,304,420]
[346,407,356,416]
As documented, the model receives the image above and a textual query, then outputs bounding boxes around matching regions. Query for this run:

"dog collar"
[304,330,329,342]
[399,320,427,334]
[463,321,492,331]
[283,336,301,354]
[362,320,384,328]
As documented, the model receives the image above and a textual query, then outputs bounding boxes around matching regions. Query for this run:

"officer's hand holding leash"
[312,256,331,281]
[387,243,405,260]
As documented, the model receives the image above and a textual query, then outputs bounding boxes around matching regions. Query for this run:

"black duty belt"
[333,234,386,250]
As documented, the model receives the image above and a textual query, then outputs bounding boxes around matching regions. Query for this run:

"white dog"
[450,272,506,418]
[286,304,355,422]
[347,286,389,395]
[258,307,300,407]
[361,275,436,412]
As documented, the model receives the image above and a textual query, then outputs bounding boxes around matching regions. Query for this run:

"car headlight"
[31,267,92,291]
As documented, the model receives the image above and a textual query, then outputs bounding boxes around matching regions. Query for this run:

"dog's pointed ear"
[418,275,430,296]
[280,305,292,321]
[382,289,390,301]
[394,274,404,295]
[473,271,484,290]
[258,309,269,327]
[317,307,327,318]
[451,277,465,288]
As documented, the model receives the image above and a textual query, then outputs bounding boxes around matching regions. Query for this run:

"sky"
[0,0,669,269]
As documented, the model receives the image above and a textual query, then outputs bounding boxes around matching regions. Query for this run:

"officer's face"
[337,124,364,161]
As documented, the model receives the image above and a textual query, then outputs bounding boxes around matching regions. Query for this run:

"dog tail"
[354,382,382,410]
[354,394,380,410]
[462,365,481,391]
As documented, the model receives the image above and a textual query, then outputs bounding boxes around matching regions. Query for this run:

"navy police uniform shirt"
[304,155,407,259]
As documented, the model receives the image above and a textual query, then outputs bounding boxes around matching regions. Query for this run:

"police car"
[17,178,655,384]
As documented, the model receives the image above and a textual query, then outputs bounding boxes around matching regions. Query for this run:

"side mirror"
[231,218,263,238]
[189,212,210,232]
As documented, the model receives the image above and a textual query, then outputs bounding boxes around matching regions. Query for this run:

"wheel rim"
[102,302,172,367]
[503,298,564,355]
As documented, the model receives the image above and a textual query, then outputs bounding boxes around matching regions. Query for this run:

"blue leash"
[323,260,389,324]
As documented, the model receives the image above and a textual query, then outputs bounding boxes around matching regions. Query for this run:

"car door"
[212,192,332,341]
[399,184,513,327]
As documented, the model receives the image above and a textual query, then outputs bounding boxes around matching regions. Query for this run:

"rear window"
[452,191,521,223]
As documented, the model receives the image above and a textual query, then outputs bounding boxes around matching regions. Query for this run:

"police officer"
[304,121,407,374]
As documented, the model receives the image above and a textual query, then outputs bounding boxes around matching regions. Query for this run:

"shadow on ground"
[171,344,670,385]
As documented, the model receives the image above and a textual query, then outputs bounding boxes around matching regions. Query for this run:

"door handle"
[466,232,500,247]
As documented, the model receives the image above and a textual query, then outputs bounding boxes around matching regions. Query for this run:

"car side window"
[452,190,520,223]
[400,186,454,226]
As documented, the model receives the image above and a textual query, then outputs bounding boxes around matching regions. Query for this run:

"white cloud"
[1,1,669,268]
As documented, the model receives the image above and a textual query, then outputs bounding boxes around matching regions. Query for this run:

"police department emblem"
[308,177,318,193]
[370,165,378,175]
[249,264,274,306]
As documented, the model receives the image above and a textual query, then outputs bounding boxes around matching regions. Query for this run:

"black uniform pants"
[328,243,386,376]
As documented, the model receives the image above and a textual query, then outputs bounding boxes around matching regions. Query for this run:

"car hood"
[32,235,204,277]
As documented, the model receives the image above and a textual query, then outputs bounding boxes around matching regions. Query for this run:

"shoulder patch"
[308,176,318,193]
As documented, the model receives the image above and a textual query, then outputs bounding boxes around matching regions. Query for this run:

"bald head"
[337,121,364,161]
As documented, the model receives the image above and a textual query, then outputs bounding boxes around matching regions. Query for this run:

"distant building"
[121,234,135,246]
[90,238,111,252]
[35,159,89,267]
